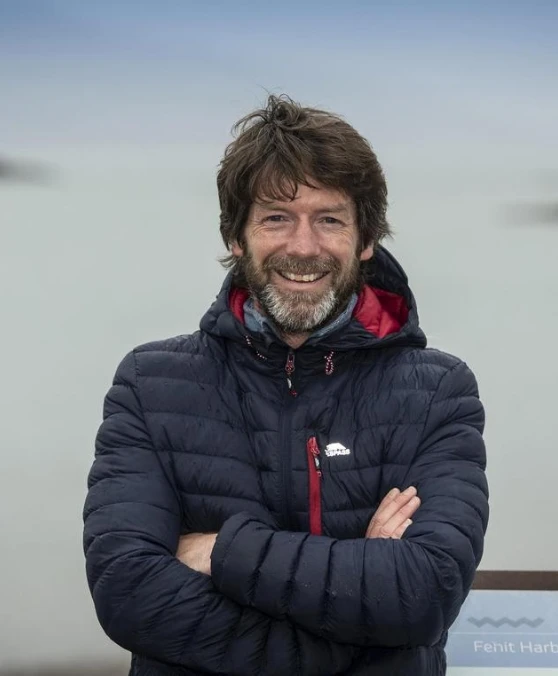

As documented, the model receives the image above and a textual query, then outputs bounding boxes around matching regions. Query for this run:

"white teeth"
[282,272,323,282]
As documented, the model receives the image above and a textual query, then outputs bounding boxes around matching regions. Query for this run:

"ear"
[359,243,374,261]
[231,241,244,257]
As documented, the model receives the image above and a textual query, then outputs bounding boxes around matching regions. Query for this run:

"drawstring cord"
[245,335,268,361]
[246,335,335,376]
[324,351,335,376]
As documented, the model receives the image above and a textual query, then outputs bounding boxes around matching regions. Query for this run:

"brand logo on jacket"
[324,442,351,457]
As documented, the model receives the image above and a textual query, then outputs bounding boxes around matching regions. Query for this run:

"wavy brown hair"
[217,94,391,268]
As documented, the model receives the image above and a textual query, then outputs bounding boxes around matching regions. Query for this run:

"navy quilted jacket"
[83,246,489,676]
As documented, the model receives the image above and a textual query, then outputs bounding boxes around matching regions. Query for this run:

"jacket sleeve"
[83,351,361,675]
[210,360,489,648]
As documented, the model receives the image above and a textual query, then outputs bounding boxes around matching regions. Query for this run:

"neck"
[281,333,310,350]
[248,294,356,350]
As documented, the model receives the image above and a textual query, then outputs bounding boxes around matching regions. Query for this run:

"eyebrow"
[256,201,351,215]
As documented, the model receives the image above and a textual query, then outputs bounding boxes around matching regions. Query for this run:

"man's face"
[231,183,373,336]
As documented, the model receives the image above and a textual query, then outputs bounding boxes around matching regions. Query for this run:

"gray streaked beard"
[258,285,338,333]
[237,252,362,334]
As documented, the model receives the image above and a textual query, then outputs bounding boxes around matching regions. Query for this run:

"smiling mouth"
[276,271,329,283]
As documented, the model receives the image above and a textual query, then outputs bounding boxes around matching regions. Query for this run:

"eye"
[264,214,287,223]
[322,217,342,225]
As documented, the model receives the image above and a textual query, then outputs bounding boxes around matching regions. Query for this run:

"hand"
[365,486,421,539]
[176,533,218,575]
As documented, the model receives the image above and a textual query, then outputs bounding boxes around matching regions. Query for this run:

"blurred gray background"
[1,1,557,673]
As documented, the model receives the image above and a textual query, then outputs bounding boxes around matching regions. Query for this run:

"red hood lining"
[230,285,408,340]
[352,285,408,338]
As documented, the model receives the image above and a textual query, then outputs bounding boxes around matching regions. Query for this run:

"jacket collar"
[200,246,427,355]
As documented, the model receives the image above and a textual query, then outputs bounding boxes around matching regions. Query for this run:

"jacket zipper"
[279,350,297,530]
[306,436,323,535]
[285,350,297,396]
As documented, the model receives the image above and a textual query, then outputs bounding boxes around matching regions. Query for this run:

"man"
[83,95,489,676]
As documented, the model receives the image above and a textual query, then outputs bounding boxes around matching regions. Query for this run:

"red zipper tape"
[307,436,323,535]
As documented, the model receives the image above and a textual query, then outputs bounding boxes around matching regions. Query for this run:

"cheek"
[324,230,359,254]
[330,242,361,266]
[248,240,279,267]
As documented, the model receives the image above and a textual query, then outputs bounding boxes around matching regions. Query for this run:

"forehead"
[253,183,354,214]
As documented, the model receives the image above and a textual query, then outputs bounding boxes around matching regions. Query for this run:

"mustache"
[262,255,341,275]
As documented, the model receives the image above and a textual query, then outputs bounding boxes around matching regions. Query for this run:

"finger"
[366,486,414,536]
[368,494,420,539]
[366,487,417,538]
[370,486,417,528]
[392,519,413,539]
[374,487,401,517]
[366,486,418,536]
[379,496,421,537]
[365,488,400,536]
[384,487,401,503]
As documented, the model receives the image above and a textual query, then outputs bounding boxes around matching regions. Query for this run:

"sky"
[2,0,557,163]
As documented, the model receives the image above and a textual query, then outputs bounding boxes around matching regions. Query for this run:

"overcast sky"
[2,0,557,174]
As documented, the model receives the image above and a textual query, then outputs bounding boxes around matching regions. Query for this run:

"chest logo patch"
[324,442,351,457]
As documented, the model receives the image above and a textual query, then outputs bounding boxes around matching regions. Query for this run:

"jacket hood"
[200,245,427,354]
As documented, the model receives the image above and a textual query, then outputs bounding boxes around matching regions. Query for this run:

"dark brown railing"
[473,570,558,590]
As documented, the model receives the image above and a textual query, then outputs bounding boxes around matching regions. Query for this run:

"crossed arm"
[84,351,488,670]
[178,485,421,574]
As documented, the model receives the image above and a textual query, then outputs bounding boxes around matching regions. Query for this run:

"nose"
[284,218,321,258]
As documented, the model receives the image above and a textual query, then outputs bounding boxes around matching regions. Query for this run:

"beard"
[236,251,362,335]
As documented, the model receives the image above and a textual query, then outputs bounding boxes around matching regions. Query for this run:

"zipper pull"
[285,351,297,396]
[308,436,322,477]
